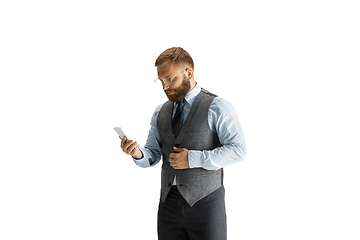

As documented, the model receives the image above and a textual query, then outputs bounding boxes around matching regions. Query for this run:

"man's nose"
[163,83,170,90]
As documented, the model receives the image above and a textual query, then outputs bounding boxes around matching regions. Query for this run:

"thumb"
[173,147,184,152]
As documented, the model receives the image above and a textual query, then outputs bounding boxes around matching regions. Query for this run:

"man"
[120,47,246,240]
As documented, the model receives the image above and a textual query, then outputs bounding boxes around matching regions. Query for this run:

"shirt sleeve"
[132,104,163,168]
[188,97,247,170]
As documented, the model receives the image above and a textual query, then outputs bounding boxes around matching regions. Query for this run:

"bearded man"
[119,47,246,240]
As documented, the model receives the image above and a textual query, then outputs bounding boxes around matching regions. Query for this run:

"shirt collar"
[184,83,201,106]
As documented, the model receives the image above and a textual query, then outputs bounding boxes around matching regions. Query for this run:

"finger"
[121,137,127,148]
[168,155,177,163]
[122,139,133,153]
[173,147,184,152]
[128,142,139,154]
[124,139,134,149]
[169,161,177,168]
[122,141,133,154]
[124,140,136,154]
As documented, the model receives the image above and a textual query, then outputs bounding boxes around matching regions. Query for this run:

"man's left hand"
[169,147,189,169]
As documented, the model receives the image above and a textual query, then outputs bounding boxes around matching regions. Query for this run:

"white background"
[1,0,359,239]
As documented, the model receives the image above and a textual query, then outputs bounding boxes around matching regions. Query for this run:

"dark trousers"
[158,185,227,240]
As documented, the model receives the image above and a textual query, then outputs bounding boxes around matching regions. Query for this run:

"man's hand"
[169,147,189,169]
[120,137,143,159]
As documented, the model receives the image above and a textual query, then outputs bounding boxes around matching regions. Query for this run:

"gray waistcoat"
[157,88,223,207]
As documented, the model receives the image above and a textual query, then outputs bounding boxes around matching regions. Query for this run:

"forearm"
[188,143,247,170]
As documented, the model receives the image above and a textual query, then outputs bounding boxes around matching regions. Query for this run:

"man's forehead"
[157,62,180,77]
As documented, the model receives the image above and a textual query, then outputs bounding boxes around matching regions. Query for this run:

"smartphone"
[114,127,131,143]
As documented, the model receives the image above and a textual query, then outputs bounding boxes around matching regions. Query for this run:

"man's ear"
[185,68,194,80]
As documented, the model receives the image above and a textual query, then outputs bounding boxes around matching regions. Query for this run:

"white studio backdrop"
[1,0,359,239]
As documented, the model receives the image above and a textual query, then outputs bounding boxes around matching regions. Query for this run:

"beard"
[165,74,191,102]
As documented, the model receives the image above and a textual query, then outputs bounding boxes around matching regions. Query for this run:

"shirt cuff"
[188,150,203,168]
[132,148,151,168]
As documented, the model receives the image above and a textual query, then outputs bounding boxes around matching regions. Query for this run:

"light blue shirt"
[133,84,246,172]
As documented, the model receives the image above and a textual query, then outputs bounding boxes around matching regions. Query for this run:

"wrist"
[132,149,143,160]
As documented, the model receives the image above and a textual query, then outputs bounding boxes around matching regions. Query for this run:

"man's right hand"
[120,137,143,159]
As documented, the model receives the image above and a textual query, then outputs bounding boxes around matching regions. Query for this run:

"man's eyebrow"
[159,75,171,80]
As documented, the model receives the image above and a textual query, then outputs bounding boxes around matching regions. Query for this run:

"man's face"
[157,62,191,102]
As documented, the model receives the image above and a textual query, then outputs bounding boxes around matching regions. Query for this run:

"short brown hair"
[155,47,194,69]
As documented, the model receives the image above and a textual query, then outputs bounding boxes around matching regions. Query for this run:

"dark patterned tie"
[172,100,184,138]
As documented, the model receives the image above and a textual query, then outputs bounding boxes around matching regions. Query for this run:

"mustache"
[165,89,176,94]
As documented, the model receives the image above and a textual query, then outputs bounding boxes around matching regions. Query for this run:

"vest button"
[168,183,172,187]
[179,184,183,187]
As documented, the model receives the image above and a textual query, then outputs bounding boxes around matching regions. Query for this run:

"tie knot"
[175,100,183,112]
[177,98,185,105]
